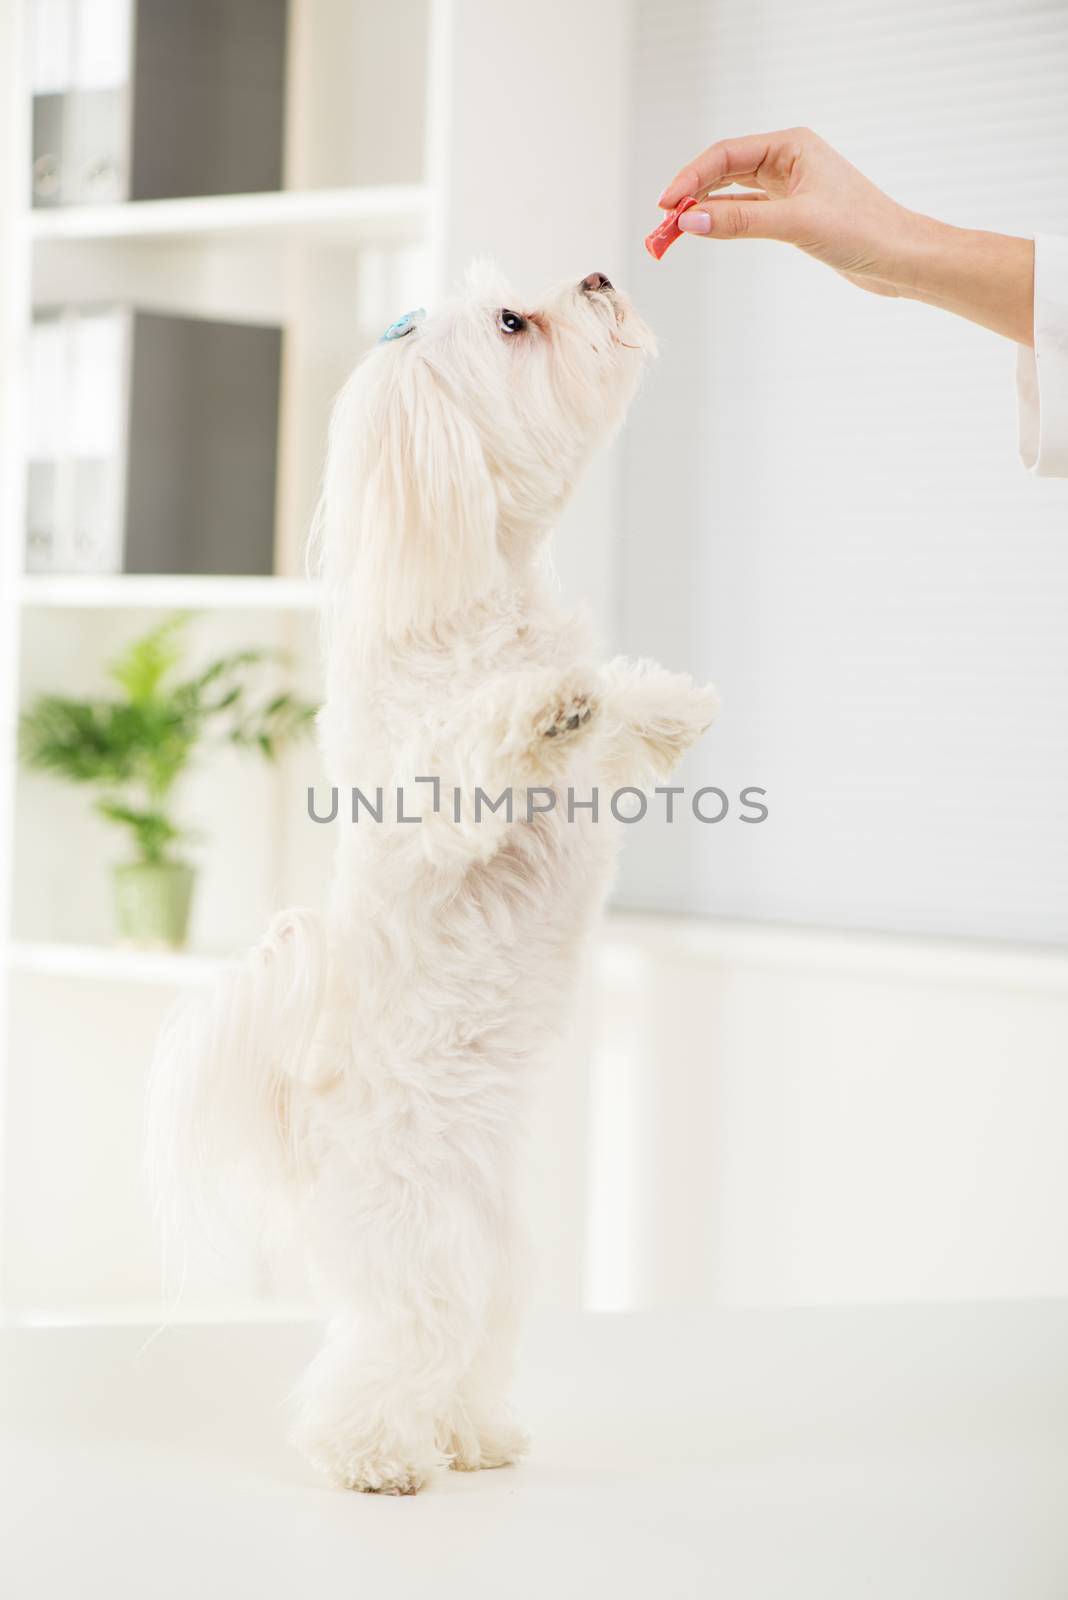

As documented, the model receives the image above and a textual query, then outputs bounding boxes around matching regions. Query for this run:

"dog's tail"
[145,907,328,1273]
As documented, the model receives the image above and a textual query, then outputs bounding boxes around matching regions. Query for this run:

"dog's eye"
[498,309,527,336]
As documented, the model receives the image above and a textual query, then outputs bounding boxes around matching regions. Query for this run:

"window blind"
[616,0,1068,942]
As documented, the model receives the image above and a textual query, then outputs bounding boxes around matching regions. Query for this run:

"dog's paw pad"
[538,694,597,741]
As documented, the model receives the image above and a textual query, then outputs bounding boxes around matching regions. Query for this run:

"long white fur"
[147,260,717,1494]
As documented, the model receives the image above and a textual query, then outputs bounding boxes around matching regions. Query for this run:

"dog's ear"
[316,344,503,647]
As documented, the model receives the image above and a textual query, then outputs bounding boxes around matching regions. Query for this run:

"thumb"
[678,196,804,243]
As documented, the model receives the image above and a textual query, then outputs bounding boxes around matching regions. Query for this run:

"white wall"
[428,0,636,642]
[8,908,1067,1315]
[615,0,1068,942]
[568,914,1068,1309]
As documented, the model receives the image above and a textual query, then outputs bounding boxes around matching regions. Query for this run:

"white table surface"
[2,1303,1067,1599]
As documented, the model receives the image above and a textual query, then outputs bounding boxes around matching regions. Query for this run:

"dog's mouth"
[576,273,645,352]
[609,302,646,352]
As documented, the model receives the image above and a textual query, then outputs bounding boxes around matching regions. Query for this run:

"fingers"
[676,195,802,242]
[657,134,775,209]
[658,128,814,210]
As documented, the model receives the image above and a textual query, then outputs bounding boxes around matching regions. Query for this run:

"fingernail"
[657,188,672,207]
[678,210,710,235]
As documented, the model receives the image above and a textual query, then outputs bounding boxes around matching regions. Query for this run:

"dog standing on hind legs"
[147,261,717,1494]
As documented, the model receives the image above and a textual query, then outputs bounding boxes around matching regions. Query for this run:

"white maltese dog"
[148,261,717,1494]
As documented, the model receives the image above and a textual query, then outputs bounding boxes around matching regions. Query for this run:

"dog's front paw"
[638,679,719,774]
[504,668,601,784]
[601,660,719,783]
[678,682,720,740]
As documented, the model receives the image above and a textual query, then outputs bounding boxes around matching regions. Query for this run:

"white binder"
[26,307,127,573]
[25,304,281,577]
[30,0,133,206]
[29,0,287,208]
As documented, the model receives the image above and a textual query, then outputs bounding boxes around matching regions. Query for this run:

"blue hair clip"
[379,307,426,343]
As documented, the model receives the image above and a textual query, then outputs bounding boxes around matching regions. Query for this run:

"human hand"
[658,127,935,296]
[656,127,1034,343]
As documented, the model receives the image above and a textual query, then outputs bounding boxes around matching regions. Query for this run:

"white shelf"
[17,574,322,611]
[25,184,429,247]
[7,940,233,987]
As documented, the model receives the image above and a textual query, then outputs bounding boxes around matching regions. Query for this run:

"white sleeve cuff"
[1018,233,1068,477]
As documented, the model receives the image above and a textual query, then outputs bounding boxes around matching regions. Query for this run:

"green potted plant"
[19,616,316,950]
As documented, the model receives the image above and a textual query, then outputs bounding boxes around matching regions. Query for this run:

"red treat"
[644,195,699,261]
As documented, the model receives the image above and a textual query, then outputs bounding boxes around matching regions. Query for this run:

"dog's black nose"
[581,272,612,292]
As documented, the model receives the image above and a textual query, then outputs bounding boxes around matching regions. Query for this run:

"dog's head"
[318,262,655,645]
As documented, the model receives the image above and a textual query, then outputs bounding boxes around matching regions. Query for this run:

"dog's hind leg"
[291,1308,456,1494]
[446,1296,530,1471]
[292,1173,505,1494]
[446,1203,530,1472]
